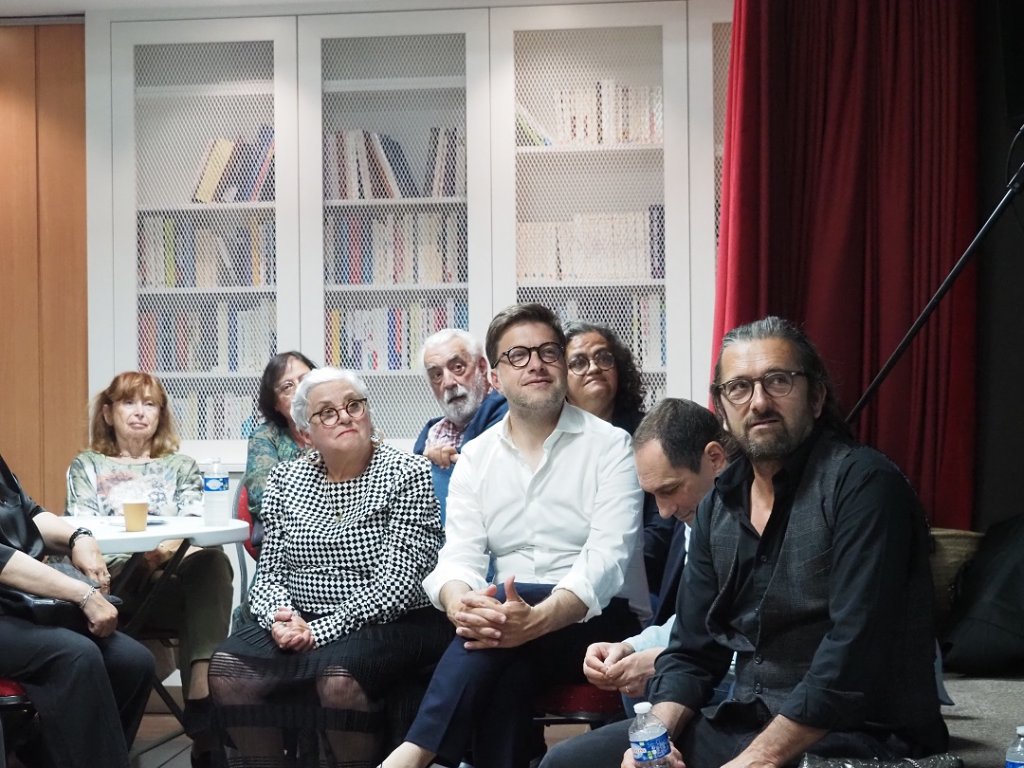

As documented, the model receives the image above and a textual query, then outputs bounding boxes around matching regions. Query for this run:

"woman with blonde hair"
[67,371,233,768]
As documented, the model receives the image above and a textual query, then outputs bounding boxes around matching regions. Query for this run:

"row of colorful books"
[324,130,419,200]
[138,216,276,289]
[516,205,665,281]
[548,82,664,146]
[324,209,466,286]
[170,393,255,441]
[324,299,469,370]
[323,126,465,200]
[138,300,275,374]
[193,125,276,204]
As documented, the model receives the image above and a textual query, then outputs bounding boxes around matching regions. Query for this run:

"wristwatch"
[68,526,94,550]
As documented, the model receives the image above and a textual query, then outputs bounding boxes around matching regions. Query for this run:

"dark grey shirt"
[649,427,945,752]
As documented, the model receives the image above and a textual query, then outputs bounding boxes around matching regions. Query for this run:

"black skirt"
[210,605,452,748]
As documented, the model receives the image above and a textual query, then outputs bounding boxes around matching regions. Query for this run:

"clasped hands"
[448,576,537,650]
[271,607,314,652]
[583,641,659,698]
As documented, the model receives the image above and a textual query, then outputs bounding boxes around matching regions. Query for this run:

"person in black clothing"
[0,452,153,768]
[544,316,947,768]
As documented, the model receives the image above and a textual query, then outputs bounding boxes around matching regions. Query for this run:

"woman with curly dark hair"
[563,321,673,597]
[563,320,646,432]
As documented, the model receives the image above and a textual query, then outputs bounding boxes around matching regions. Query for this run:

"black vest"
[705,432,945,749]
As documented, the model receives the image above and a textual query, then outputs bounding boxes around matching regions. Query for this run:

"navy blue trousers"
[404,584,639,768]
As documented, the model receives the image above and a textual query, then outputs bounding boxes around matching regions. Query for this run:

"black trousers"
[540,699,915,768]
[404,584,640,768]
[0,615,154,768]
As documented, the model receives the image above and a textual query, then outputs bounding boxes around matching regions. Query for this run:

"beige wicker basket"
[929,527,984,627]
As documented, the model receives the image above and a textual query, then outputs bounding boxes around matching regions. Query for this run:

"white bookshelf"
[86,0,731,465]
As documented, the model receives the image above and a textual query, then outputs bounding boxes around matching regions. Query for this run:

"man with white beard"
[414,328,507,521]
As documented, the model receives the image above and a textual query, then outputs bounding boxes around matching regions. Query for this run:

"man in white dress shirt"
[382,302,648,768]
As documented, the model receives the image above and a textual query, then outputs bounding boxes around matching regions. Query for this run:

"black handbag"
[0,563,122,633]
[799,754,963,768]
[0,587,90,631]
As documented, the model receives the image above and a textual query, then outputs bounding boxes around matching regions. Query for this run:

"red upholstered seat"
[0,679,28,704]
[533,682,624,728]
[1,677,34,760]
[236,485,259,561]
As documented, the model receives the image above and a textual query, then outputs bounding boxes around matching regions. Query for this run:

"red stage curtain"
[713,0,976,528]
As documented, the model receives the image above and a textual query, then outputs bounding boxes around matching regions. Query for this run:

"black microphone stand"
[847,151,1024,424]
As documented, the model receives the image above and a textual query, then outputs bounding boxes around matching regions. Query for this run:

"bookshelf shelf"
[137,202,276,214]
[515,143,663,156]
[325,282,467,293]
[324,196,467,208]
[135,80,274,99]
[323,76,465,93]
[517,278,664,289]
[139,286,277,296]
[353,368,423,378]
[154,371,262,381]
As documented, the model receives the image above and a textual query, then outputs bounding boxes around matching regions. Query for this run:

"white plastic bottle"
[202,459,231,526]
[1007,725,1024,768]
[628,701,671,768]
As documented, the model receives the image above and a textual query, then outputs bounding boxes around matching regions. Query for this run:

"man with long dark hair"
[545,316,947,768]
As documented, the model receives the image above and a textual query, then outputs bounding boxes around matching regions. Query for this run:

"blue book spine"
[380,134,419,198]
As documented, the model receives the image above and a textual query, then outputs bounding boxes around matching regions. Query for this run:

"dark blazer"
[414,390,508,523]
[652,519,687,627]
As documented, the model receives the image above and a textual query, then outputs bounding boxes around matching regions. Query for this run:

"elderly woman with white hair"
[208,367,452,768]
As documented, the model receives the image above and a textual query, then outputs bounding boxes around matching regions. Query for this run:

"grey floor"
[942,675,1024,767]
[12,677,1016,768]
[122,720,590,768]
[131,715,191,768]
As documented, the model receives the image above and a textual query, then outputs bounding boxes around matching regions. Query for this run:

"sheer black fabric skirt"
[209,605,452,767]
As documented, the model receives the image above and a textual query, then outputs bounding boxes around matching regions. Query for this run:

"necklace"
[118,450,150,460]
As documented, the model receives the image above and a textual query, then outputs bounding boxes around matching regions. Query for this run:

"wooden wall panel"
[37,25,88,512]
[0,27,43,499]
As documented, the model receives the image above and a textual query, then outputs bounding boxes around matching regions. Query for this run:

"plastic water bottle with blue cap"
[203,459,231,525]
[1007,725,1024,768]
[629,701,671,767]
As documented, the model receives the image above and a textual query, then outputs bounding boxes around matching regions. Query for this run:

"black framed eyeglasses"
[716,371,806,405]
[493,342,565,369]
[567,348,616,375]
[310,398,368,426]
